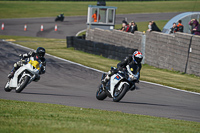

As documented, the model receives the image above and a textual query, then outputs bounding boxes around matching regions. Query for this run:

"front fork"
[101,73,107,81]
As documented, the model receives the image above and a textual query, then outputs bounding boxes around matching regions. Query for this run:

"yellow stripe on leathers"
[29,60,40,70]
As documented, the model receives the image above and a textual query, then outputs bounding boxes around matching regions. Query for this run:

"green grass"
[0,1,200,18]
[0,99,200,133]
[1,35,200,93]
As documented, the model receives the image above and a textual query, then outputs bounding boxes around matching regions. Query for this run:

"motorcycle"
[55,14,64,22]
[96,66,138,102]
[4,57,42,93]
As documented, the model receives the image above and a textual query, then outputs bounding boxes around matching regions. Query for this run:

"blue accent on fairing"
[114,75,121,80]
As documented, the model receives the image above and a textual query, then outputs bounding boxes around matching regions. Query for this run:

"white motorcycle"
[4,57,42,93]
[96,66,138,102]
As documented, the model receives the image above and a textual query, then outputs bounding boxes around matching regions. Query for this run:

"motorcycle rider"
[102,51,143,90]
[8,47,46,81]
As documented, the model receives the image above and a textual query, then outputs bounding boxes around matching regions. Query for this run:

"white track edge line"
[75,29,86,37]
[4,40,200,96]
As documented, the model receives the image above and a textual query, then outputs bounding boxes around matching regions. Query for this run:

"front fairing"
[109,72,129,97]
[9,58,40,88]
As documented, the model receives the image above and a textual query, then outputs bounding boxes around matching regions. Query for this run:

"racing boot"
[8,66,17,79]
[8,71,14,79]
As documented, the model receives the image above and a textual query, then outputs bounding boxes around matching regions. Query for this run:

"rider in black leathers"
[102,51,143,90]
[8,47,46,80]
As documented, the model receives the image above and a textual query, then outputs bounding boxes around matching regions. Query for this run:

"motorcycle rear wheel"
[113,84,129,102]
[96,85,107,100]
[15,76,30,93]
[4,81,12,92]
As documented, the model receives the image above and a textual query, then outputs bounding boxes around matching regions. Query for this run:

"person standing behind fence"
[128,21,138,34]
[170,23,178,34]
[120,23,126,31]
[147,21,161,32]
[176,20,184,32]
[120,20,129,32]
[188,19,200,35]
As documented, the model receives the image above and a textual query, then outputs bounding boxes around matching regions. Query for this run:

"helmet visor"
[135,57,142,64]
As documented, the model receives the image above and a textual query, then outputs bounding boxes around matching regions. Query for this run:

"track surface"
[0,41,200,122]
[0,12,181,39]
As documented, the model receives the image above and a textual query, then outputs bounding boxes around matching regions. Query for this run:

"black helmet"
[132,51,143,64]
[36,47,45,59]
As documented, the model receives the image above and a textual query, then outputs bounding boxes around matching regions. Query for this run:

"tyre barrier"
[66,36,137,61]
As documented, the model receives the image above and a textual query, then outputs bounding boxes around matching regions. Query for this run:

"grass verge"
[1,35,200,93]
[0,1,200,18]
[0,99,200,133]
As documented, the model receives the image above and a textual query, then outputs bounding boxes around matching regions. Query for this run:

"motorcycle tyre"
[96,85,107,100]
[4,81,12,92]
[15,76,30,93]
[113,84,129,102]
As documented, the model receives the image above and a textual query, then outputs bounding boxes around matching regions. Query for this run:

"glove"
[28,51,34,56]
[19,54,25,60]
[19,54,23,58]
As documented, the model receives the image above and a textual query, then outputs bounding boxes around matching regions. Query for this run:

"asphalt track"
[0,12,181,39]
[0,40,200,122]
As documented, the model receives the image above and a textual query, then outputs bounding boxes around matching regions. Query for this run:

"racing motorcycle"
[55,14,64,22]
[96,66,138,102]
[4,57,42,93]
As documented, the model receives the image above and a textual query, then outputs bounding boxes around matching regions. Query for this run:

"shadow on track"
[119,101,179,107]
[21,92,84,98]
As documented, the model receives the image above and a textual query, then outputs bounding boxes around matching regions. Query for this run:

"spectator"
[128,21,138,34]
[120,23,126,31]
[170,23,178,34]
[120,20,129,32]
[188,19,200,35]
[176,20,184,32]
[147,21,161,32]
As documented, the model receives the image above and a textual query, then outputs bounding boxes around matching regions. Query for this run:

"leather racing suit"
[102,56,142,90]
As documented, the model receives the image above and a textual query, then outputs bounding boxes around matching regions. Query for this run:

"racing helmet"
[132,51,143,64]
[36,47,45,59]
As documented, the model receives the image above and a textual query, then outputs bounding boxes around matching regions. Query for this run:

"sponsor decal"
[114,75,121,80]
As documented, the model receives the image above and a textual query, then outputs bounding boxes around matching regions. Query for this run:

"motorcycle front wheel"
[4,81,12,92]
[113,84,129,102]
[96,84,107,100]
[15,76,30,93]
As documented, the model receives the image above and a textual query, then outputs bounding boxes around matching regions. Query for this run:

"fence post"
[184,36,193,74]
[141,34,146,64]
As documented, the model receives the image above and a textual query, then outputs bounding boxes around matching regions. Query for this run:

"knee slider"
[17,61,21,66]
[14,63,18,68]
